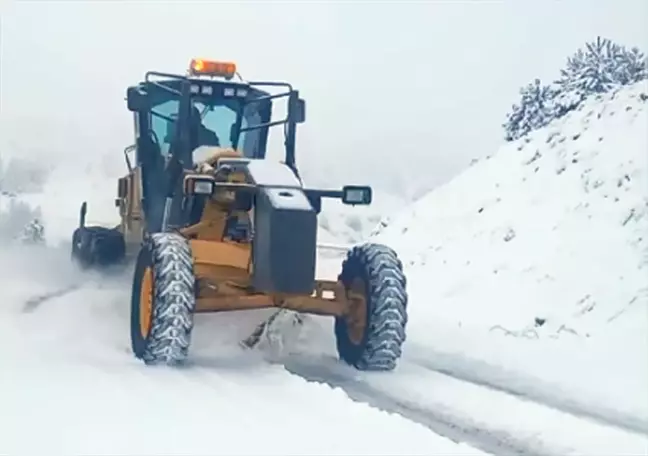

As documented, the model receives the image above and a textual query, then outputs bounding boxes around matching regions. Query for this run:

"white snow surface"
[246,159,302,187]
[266,187,313,211]
[370,81,648,427]
[2,82,648,455]
[0,246,483,456]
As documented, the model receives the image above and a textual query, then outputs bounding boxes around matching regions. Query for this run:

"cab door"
[116,145,145,247]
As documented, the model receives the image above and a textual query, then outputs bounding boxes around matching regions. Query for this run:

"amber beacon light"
[189,58,237,79]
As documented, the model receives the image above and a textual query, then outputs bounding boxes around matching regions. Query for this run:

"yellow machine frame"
[115,146,363,326]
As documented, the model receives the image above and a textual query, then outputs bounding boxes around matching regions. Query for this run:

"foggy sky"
[1,0,646,200]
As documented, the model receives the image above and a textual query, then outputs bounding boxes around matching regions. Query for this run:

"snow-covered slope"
[371,81,648,423]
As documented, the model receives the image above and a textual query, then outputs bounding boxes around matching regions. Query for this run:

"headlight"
[183,175,215,196]
[193,180,214,195]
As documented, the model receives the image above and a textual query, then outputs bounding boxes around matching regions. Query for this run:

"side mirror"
[342,185,372,206]
[126,86,150,112]
[290,97,306,124]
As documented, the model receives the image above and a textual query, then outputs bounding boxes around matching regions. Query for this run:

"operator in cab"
[189,105,220,149]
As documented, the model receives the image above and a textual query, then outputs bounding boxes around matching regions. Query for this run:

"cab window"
[194,102,240,149]
[150,99,179,157]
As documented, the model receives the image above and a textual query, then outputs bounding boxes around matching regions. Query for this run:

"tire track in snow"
[282,352,648,456]
[406,350,648,436]
[22,284,82,312]
[281,358,555,456]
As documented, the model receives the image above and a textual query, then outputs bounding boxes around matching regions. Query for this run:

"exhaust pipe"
[79,201,87,229]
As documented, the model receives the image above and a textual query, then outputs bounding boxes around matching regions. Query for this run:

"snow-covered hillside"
[371,80,648,424]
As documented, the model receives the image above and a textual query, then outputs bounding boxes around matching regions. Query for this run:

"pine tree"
[555,37,648,108]
[557,37,620,95]
[613,46,648,85]
[503,79,556,142]
[503,37,647,142]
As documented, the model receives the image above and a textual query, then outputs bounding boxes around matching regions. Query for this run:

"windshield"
[147,87,268,163]
[194,101,245,149]
[149,100,243,157]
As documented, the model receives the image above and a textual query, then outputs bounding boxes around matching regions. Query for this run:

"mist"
[1,0,646,204]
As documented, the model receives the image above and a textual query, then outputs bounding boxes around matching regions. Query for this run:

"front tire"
[334,243,408,371]
[130,232,197,365]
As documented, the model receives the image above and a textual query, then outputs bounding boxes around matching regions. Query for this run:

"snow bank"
[372,81,648,422]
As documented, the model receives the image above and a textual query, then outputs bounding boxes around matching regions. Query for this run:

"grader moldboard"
[71,58,408,371]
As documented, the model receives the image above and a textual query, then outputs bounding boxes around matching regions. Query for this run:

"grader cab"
[71,58,408,371]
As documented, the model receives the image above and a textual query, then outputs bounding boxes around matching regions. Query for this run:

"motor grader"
[71,58,408,371]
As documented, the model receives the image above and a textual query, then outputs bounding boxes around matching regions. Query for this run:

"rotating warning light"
[189,58,237,79]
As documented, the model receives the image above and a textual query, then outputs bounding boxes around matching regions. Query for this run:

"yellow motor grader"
[71,59,408,371]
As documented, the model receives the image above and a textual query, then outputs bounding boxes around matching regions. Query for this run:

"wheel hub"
[140,267,154,338]
[345,277,367,345]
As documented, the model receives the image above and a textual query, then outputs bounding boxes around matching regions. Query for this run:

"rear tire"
[130,232,197,365]
[71,226,126,269]
[334,243,408,371]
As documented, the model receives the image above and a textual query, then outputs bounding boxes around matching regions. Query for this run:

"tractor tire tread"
[138,232,196,365]
[335,242,408,371]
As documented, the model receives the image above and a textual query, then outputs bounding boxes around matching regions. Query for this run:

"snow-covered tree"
[503,79,558,142]
[504,37,647,142]
[557,37,647,97]
[612,46,647,85]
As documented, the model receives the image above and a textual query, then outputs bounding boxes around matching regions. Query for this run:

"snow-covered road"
[284,337,648,456]
[0,245,484,456]
[2,244,646,456]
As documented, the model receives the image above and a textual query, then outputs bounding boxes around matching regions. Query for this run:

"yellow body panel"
[120,147,354,318]
[191,239,250,282]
